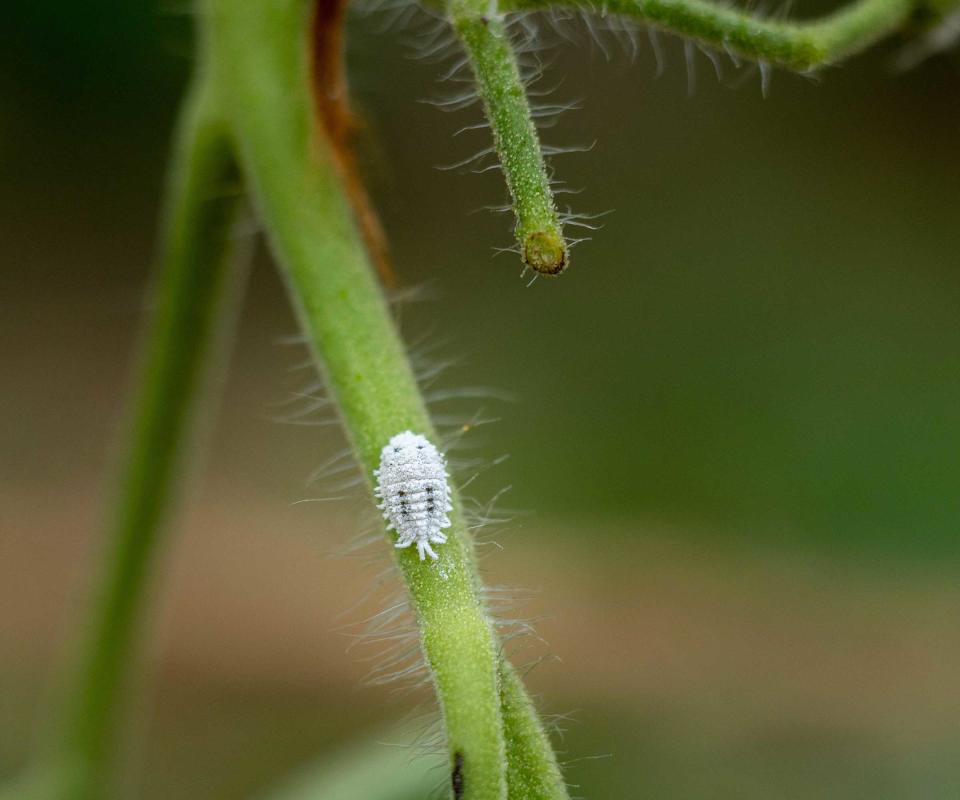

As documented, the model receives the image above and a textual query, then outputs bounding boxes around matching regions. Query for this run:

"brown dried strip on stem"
[311,0,396,288]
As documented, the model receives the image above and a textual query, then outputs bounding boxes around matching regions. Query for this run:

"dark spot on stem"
[451,751,465,799]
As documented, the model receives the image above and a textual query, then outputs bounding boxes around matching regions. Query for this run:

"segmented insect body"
[374,431,452,561]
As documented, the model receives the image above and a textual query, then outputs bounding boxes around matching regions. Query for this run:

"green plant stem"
[53,74,243,799]
[498,0,917,69]
[447,0,568,275]
[499,661,568,799]
[206,1,517,797]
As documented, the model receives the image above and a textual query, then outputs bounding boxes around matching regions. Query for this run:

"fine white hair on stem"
[453,118,493,137]
[700,43,725,81]
[436,145,497,172]
[529,99,583,131]
[560,207,612,229]
[418,89,481,113]
[351,0,423,34]
[278,293,568,757]
[338,581,432,696]
[423,386,517,404]
[759,60,773,97]
[264,335,340,431]
[337,588,429,693]
[649,26,666,77]
[387,281,437,309]
[684,39,697,95]
[492,243,523,260]
[407,21,462,63]
[463,481,517,532]
[527,6,788,90]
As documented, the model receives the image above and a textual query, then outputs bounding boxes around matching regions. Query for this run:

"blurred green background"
[2,1,960,797]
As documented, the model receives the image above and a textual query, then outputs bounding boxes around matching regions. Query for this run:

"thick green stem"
[448,0,568,275]
[52,76,243,799]
[499,0,917,69]
[206,1,517,797]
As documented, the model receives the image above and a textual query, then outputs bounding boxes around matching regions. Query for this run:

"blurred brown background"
[2,1,960,797]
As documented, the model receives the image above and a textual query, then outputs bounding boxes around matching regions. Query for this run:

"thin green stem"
[499,0,917,69]
[448,0,568,275]
[52,75,243,799]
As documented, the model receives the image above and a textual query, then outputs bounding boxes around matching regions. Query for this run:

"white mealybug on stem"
[374,431,452,561]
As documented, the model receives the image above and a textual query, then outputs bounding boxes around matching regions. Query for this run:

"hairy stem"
[52,75,243,798]
[448,0,568,275]
[206,1,519,797]
[207,0,571,796]
[499,0,917,69]
[499,661,568,799]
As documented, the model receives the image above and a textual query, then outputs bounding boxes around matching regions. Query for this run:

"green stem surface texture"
[448,0,568,274]
[499,0,916,69]
[499,661,568,799]
[206,1,559,797]
[53,75,242,799]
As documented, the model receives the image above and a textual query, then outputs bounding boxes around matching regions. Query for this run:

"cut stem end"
[523,229,568,275]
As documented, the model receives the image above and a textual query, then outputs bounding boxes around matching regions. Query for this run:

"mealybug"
[374,431,452,561]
